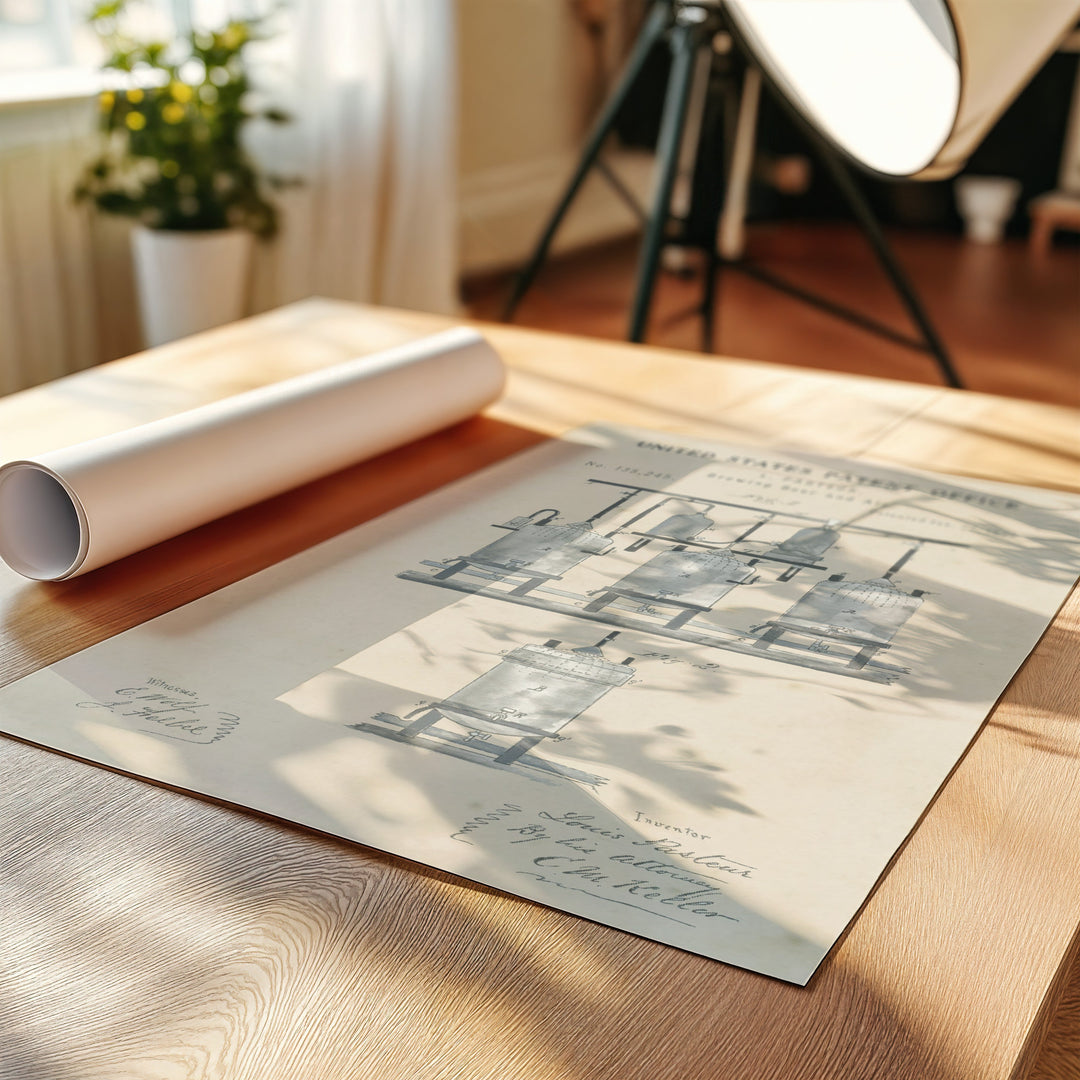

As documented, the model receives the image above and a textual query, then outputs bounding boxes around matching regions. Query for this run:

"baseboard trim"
[458,148,655,277]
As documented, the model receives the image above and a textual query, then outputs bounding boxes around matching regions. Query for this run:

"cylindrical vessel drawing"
[776,577,924,644]
[642,511,715,541]
[608,548,754,608]
[765,523,840,564]
[466,522,612,577]
[438,643,634,737]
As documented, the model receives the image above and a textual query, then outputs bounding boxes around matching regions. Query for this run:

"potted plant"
[75,0,289,347]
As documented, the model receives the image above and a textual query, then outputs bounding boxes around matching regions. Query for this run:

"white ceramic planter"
[131,225,254,347]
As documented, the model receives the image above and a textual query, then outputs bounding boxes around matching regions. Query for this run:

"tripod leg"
[701,246,719,352]
[503,0,672,321]
[813,140,964,389]
[700,59,747,352]
[717,66,762,261]
[628,16,709,343]
[661,39,714,275]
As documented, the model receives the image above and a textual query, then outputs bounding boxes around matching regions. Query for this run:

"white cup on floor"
[954,175,1022,244]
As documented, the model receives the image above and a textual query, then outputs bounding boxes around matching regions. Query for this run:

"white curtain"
[251,0,461,317]
[0,98,127,397]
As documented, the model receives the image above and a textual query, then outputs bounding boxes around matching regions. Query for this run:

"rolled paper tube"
[0,327,505,581]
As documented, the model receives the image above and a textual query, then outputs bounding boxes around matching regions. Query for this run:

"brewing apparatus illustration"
[625,508,716,551]
[734,520,842,581]
[430,508,614,595]
[356,632,635,773]
[397,478,976,683]
[584,546,757,628]
[596,482,848,582]
[752,545,928,669]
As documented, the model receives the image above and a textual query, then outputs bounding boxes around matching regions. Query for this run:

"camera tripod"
[502,0,963,389]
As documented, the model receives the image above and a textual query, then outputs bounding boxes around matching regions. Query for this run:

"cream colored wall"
[457,0,652,276]
[458,0,588,176]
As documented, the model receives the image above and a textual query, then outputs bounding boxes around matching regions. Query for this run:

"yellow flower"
[125,112,146,131]
[170,82,193,103]
[161,160,180,178]
[99,91,115,111]
[220,24,246,49]
[126,88,144,104]
[162,102,185,124]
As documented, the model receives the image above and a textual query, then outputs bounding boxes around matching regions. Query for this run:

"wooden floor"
[465,222,1080,408]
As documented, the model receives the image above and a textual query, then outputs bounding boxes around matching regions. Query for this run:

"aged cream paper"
[1,425,1078,984]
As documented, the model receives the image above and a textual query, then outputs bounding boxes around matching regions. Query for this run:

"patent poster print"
[1,426,1078,985]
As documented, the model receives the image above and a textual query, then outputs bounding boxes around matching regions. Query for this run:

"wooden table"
[1,298,1078,1080]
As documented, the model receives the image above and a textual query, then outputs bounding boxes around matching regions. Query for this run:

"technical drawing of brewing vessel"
[391,633,635,764]
[432,509,613,595]
[738,520,842,581]
[770,523,841,562]
[468,521,612,575]
[626,510,716,551]
[584,547,755,628]
[754,575,926,669]
[648,510,715,540]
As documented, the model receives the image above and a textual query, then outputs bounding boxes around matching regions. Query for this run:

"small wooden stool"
[1028,190,1080,254]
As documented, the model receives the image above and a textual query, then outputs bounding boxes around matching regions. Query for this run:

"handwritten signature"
[76,684,239,745]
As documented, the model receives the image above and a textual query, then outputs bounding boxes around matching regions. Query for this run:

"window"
[0,1,260,104]
[0,0,83,72]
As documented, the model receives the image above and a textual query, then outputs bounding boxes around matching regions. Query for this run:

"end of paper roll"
[0,463,87,580]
